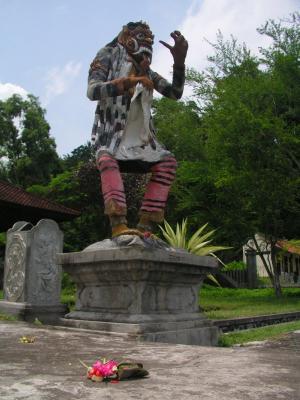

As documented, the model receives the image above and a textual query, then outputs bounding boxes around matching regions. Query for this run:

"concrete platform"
[0,321,300,399]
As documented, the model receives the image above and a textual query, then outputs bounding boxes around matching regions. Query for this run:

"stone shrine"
[0,219,67,323]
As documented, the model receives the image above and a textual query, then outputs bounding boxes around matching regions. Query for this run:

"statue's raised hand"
[159,31,188,67]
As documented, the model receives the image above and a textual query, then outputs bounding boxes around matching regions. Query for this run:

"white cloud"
[0,82,28,100]
[43,61,82,105]
[152,0,299,95]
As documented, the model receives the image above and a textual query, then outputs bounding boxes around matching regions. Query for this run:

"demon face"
[118,22,154,65]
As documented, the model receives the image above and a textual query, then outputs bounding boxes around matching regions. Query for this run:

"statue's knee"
[151,156,177,178]
[166,156,178,172]
[97,153,118,172]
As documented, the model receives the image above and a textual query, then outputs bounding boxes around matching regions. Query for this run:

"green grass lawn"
[219,320,300,347]
[200,285,300,319]
[201,285,300,346]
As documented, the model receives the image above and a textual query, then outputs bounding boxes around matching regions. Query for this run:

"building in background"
[243,234,300,285]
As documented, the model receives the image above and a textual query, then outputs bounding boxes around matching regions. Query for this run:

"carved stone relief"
[32,232,59,302]
[4,234,26,302]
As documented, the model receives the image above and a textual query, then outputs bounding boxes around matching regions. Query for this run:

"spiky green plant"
[159,219,230,256]
[159,219,231,286]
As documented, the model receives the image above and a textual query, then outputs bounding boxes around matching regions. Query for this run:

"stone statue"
[87,21,188,237]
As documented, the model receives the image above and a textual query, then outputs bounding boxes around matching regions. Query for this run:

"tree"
[258,14,300,174]
[0,94,61,187]
[182,14,300,296]
[153,98,205,162]
[28,160,107,251]
[152,97,211,230]
[62,142,94,170]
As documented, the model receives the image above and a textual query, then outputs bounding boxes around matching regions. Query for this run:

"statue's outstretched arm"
[151,31,188,100]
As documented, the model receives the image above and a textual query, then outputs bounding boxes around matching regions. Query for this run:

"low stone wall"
[213,311,300,333]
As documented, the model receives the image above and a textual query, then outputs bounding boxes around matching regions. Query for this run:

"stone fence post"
[246,249,258,289]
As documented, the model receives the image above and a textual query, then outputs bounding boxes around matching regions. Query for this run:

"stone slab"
[4,219,63,305]
[60,317,218,346]
[0,321,300,399]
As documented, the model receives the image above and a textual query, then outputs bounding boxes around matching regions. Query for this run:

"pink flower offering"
[81,357,149,382]
[92,360,118,378]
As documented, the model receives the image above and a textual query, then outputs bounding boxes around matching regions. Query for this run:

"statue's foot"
[112,224,161,241]
[112,224,144,238]
[145,233,160,240]
[139,230,160,241]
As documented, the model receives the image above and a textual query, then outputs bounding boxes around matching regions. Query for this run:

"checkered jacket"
[87,43,185,153]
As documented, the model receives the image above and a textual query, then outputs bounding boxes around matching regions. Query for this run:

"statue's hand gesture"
[159,31,188,67]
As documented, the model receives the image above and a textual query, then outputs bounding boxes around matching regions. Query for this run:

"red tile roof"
[276,240,300,256]
[0,180,80,216]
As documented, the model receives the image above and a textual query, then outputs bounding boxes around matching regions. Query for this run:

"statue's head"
[118,21,154,64]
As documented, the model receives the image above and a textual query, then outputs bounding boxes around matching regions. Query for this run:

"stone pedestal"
[58,236,219,346]
[0,220,67,323]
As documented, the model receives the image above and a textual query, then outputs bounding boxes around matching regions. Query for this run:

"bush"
[222,260,247,272]
[61,272,76,294]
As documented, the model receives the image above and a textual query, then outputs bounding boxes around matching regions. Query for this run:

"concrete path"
[0,321,300,400]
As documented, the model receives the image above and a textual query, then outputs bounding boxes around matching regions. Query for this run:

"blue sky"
[1,0,299,156]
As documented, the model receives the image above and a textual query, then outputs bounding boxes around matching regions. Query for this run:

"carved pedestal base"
[58,237,219,346]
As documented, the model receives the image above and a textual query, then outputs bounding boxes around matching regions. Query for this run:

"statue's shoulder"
[95,45,113,58]
[91,45,119,71]
[95,43,122,59]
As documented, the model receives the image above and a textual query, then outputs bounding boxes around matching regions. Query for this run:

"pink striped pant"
[97,153,177,220]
